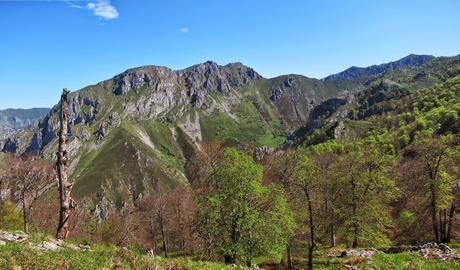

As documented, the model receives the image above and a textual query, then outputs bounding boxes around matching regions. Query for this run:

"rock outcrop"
[410,242,460,260]
[0,230,90,252]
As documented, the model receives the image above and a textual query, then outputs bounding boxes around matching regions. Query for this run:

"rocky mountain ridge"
[0,108,49,141]
[2,54,454,207]
[323,54,435,81]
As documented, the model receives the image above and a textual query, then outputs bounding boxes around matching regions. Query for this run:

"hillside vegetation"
[2,54,460,269]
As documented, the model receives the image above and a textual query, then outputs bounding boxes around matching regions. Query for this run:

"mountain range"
[0,108,50,141]
[2,53,459,211]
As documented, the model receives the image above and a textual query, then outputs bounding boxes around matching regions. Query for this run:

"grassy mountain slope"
[303,54,460,147]
[3,55,456,207]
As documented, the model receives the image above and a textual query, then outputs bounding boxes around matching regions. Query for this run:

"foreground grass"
[0,242,246,270]
[362,253,460,270]
[2,240,460,270]
[285,250,460,270]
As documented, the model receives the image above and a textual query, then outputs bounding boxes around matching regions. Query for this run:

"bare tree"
[4,155,55,233]
[139,186,170,257]
[56,88,76,240]
[169,186,196,255]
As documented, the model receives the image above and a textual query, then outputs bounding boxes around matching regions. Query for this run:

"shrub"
[0,200,24,231]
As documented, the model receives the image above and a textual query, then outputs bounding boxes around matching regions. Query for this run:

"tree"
[139,186,171,257]
[310,141,345,248]
[168,186,196,255]
[334,140,397,248]
[196,148,293,265]
[56,88,76,240]
[4,155,55,233]
[408,135,458,243]
[276,148,321,270]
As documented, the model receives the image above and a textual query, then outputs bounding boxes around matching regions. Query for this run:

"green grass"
[72,124,185,204]
[361,252,460,270]
[0,242,245,270]
[4,240,460,270]
[199,100,285,148]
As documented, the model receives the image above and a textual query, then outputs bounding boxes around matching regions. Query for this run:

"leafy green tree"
[334,140,397,247]
[196,148,293,265]
[276,145,340,270]
[310,141,345,248]
[408,135,459,243]
[285,149,319,270]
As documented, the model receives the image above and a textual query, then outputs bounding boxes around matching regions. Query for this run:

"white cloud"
[69,4,84,9]
[179,27,189,33]
[85,0,119,20]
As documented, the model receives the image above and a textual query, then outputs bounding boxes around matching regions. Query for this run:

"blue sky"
[0,0,459,109]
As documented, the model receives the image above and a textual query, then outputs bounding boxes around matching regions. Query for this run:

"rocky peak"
[181,61,262,93]
[108,66,177,95]
[105,61,262,97]
[270,75,297,101]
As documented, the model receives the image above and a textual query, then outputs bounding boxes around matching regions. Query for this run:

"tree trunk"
[178,208,186,254]
[439,209,445,241]
[56,89,75,240]
[446,203,455,243]
[159,214,168,257]
[149,220,156,255]
[430,182,440,243]
[286,242,293,269]
[304,186,315,270]
[351,180,359,248]
[330,223,336,248]
[22,199,28,233]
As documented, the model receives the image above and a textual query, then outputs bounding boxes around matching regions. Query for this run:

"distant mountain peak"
[0,108,50,142]
[104,60,263,96]
[323,54,435,81]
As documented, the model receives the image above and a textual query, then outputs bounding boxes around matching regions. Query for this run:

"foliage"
[196,148,294,264]
[0,201,24,231]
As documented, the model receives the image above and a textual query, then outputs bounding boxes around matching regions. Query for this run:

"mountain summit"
[2,54,457,209]
[323,54,435,81]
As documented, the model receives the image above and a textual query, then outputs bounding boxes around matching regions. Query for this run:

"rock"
[253,146,274,161]
[95,123,106,140]
[410,242,460,260]
[0,231,28,243]
[92,196,113,220]
[329,248,381,258]
[345,265,360,270]
[270,76,295,101]
[2,137,19,153]
[29,238,90,252]
[178,112,202,143]
[76,129,90,141]
[182,61,262,95]
[32,240,62,251]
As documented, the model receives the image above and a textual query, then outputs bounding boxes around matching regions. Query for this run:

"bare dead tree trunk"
[56,89,75,240]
